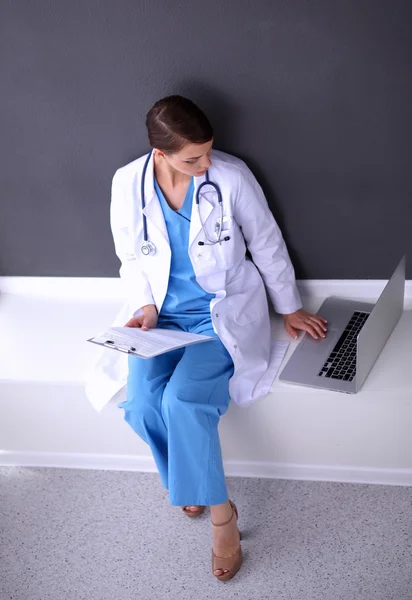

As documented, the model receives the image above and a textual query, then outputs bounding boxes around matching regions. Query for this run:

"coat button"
[234,344,238,348]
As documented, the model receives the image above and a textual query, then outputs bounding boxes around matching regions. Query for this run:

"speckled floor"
[0,467,411,600]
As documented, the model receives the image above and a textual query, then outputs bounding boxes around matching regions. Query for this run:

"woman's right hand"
[124,304,158,331]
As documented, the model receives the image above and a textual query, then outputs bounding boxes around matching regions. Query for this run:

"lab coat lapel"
[141,152,169,245]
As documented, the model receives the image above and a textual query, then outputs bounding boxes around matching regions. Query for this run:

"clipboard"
[87,338,140,355]
[87,327,215,359]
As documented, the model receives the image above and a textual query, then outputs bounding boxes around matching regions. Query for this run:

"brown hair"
[145,95,213,154]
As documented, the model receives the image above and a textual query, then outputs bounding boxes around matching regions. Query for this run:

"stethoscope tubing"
[140,150,228,255]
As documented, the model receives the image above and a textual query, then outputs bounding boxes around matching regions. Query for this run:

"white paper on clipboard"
[87,326,215,359]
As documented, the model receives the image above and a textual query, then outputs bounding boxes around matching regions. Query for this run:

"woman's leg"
[161,325,240,576]
[118,348,184,490]
[160,332,234,507]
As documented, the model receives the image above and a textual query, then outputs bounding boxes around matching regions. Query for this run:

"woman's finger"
[305,318,327,337]
[302,322,320,339]
[285,323,298,339]
[306,316,328,332]
[125,318,143,328]
[308,326,320,339]
[314,324,326,337]
[313,316,328,324]
[305,313,327,323]
[142,316,158,330]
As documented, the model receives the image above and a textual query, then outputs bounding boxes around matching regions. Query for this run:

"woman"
[109,95,327,581]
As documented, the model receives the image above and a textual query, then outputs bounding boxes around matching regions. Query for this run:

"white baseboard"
[1,451,411,487]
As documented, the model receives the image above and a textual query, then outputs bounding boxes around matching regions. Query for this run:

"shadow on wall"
[175,79,304,278]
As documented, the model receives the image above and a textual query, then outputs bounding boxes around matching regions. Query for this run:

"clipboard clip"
[103,340,136,353]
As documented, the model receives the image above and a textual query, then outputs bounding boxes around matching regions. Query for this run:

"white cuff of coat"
[276,302,304,315]
[130,302,156,318]
[270,290,303,315]
[125,287,155,319]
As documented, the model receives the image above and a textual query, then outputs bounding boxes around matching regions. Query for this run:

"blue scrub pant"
[117,315,234,506]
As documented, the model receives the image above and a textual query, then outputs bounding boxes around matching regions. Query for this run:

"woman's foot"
[211,500,242,580]
[181,505,205,518]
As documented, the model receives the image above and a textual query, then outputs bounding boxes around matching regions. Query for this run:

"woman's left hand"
[283,309,328,340]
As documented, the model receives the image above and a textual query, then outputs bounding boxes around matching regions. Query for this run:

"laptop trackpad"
[296,328,341,368]
[300,328,340,349]
[280,328,342,383]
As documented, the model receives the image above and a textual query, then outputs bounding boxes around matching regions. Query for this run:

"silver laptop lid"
[356,255,406,391]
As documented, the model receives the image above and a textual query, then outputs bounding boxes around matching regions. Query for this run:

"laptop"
[279,255,406,394]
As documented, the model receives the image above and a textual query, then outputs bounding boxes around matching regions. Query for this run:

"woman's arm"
[110,170,155,315]
[233,163,303,315]
[233,163,327,339]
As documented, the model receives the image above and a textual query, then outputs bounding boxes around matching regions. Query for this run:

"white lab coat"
[85,149,302,412]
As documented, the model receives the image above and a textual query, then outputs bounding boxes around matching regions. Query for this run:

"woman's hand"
[283,309,328,340]
[124,304,158,331]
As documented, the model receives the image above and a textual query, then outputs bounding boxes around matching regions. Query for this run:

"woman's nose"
[201,156,212,170]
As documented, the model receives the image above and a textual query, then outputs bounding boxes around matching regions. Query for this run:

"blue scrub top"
[154,176,215,316]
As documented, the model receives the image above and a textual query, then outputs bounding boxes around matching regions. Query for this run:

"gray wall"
[1,1,411,279]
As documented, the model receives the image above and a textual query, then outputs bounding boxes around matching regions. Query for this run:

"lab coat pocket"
[226,294,265,326]
[232,307,265,326]
[214,218,246,270]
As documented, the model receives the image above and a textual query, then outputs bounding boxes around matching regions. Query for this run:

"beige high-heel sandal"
[181,505,205,518]
[211,500,242,581]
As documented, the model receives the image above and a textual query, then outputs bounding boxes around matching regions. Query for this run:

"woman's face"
[156,139,213,177]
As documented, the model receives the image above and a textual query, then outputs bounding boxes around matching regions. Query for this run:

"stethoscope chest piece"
[141,241,156,256]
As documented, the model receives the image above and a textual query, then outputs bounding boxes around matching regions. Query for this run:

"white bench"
[1,277,411,486]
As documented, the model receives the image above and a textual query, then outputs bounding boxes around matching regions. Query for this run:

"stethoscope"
[140,151,230,256]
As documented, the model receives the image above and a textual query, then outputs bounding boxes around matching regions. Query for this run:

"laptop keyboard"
[318,311,370,382]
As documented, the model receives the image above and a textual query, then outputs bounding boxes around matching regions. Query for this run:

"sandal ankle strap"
[211,500,237,527]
